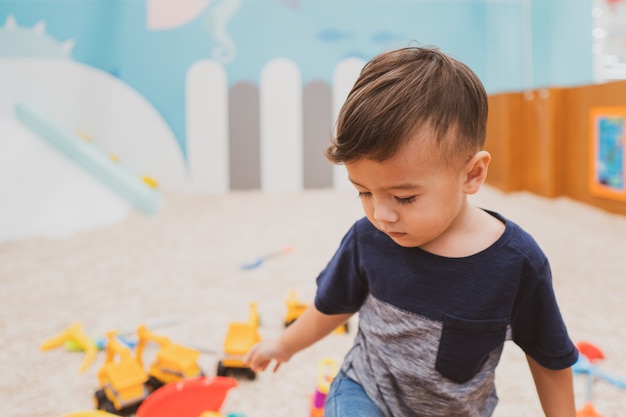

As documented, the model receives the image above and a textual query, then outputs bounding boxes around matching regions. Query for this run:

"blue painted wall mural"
[0,0,594,194]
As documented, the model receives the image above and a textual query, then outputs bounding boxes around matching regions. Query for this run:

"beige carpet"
[2,185,625,417]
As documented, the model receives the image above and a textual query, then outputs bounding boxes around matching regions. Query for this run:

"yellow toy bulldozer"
[135,324,204,391]
[94,331,149,416]
[285,291,349,334]
[216,302,261,380]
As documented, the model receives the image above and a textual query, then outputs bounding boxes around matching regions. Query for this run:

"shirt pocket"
[435,314,508,384]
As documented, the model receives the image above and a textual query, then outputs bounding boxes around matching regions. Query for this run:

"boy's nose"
[372,200,398,223]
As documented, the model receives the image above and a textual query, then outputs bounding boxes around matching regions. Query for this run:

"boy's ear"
[463,150,491,194]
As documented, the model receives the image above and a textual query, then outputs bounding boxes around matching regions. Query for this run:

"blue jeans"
[324,371,384,417]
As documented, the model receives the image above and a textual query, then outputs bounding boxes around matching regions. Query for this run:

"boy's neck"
[418,203,505,258]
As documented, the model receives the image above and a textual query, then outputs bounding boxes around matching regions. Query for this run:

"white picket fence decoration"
[185,57,365,193]
[260,58,303,192]
[186,60,229,193]
[332,57,367,191]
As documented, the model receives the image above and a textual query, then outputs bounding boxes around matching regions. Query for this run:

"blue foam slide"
[15,102,161,216]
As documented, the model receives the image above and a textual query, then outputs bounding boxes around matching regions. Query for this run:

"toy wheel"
[103,401,118,415]
[343,322,350,333]
[246,368,257,380]
[285,319,295,327]
[217,361,227,377]
[94,388,107,409]
[120,403,141,417]
[145,375,164,392]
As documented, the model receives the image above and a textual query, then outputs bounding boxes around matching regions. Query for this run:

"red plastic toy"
[136,376,237,417]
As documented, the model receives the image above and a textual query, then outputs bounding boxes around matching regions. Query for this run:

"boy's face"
[345,134,471,249]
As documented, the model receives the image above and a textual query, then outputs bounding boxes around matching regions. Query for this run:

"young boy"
[244,46,578,417]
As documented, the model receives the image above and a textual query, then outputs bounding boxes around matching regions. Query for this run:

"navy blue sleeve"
[511,256,578,370]
[314,222,369,315]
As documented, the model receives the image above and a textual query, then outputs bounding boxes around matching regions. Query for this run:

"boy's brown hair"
[326,46,488,166]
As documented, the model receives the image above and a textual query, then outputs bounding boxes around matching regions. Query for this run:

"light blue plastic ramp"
[15,102,161,216]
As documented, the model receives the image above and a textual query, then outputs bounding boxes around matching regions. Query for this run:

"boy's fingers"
[256,360,268,371]
[243,343,260,364]
[247,354,270,372]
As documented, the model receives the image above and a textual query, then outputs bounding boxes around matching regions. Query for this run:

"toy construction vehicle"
[217,303,261,380]
[40,322,98,373]
[94,331,150,416]
[135,324,204,391]
[285,291,349,334]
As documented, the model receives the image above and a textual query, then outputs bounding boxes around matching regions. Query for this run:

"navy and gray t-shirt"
[314,212,578,417]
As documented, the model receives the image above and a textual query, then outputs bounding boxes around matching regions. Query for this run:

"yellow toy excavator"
[94,331,149,416]
[135,324,204,391]
[217,302,261,380]
[285,291,349,334]
[40,322,98,373]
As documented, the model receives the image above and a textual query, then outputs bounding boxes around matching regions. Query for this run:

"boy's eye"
[395,196,416,205]
[357,191,372,198]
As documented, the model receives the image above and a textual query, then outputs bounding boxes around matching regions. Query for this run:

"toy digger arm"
[73,330,98,373]
[40,322,98,373]
[135,325,148,368]
[41,325,77,351]
[247,302,259,327]
[135,324,171,368]
[104,330,137,364]
[104,331,120,363]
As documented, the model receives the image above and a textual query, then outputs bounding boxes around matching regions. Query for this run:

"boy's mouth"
[386,231,407,238]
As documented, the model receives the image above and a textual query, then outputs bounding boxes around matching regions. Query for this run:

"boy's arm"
[244,304,352,372]
[527,355,576,417]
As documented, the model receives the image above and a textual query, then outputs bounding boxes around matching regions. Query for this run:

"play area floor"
[1,186,625,417]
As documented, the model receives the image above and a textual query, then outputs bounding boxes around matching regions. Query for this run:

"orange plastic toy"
[135,376,237,417]
[576,402,604,417]
[577,341,605,363]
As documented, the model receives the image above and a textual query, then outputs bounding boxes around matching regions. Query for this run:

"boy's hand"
[244,340,292,372]
[244,305,352,373]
